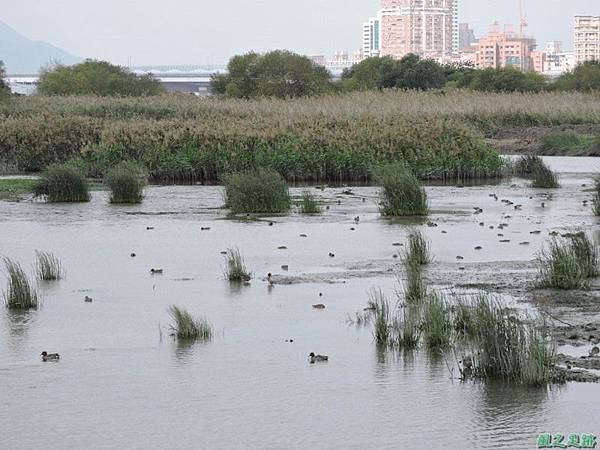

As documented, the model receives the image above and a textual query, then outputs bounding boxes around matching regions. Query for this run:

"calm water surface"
[1,157,599,449]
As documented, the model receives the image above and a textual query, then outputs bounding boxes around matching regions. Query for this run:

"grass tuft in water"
[404,230,431,265]
[168,305,212,341]
[375,163,428,217]
[2,257,38,310]
[369,289,392,348]
[513,154,543,176]
[34,250,64,281]
[402,257,427,304]
[224,247,251,282]
[393,306,421,350]
[104,161,146,204]
[299,190,321,214]
[593,177,600,216]
[538,234,597,290]
[224,169,291,214]
[33,164,90,202]
[421,293,452,349]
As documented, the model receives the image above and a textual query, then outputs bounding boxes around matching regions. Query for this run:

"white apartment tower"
[574,16,600,65]
[363,17,381,58]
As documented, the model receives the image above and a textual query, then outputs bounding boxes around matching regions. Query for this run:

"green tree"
[552,60,600,92]
[37,60,165,96]
[211,50,332,98]
[467,66,546,93]
[0,61,10,101]
[340,54,445,91]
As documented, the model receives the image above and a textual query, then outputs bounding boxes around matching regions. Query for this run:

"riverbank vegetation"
[2,257,38,310]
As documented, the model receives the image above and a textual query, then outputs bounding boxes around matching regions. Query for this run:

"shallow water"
[1,157,599,450]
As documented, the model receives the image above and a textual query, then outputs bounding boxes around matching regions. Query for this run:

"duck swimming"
[309,352,328,363]
[41,351,60,362]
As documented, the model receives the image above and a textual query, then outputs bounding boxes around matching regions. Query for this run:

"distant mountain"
[0,19,80,74]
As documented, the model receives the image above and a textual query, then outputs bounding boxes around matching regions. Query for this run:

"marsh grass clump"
[531,162,560,188]
[421,293,452,349]
[104,161,146,204]
[34,250,64,281]
[393,306,421,350]
[224,169,291,214]
[375,163,428,217]
[463,295,554,386]
[168,305,212,341]
[33,164,90,202]
[299,190,321,214]
[538,234,597,289]
[539,132,596,155]
[224,247,251,282]
[2,257,38,310]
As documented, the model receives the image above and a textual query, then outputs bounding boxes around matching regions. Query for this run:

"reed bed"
[299,190,321,214]
[538,233,598,290]
[34,250,64,281]
[224,169,291,214]
[531,162,560,189]
[104,161,146,203]
[0,91,522,182]
[399,231,431,304]
[32,164,90,202]
[223,247,251,282]
[375,163,429,216]
[168,305,212,341]
[2,257,38,310]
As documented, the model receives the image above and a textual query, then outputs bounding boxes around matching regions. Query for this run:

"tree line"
[1,53,599,99]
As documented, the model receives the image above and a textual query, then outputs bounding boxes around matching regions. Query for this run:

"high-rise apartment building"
[574,16,600,65]
[459,23,476,51]
[475,23,536,71]
[378,0,458,59]
[363,17,381,58]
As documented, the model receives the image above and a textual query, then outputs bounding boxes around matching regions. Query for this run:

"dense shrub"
[224,169,291,214]
[104,161,146,203]
[375,163,428,216]
[33,164,90,202]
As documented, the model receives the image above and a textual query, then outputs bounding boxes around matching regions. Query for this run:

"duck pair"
[41,351,60,362]
[309,352,328,364]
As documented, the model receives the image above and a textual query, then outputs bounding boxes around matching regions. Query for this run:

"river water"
[1,157,599,449]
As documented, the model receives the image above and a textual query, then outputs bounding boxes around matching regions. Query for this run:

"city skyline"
[1,0,598,65]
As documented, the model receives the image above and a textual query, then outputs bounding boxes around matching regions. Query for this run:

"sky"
[1,0,598,65]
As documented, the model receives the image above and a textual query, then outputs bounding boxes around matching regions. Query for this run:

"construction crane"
[518,0,528,38]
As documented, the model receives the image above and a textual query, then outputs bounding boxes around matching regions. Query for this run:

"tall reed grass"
[593,177,600,216]
[34,250,64,281]
[168,305,212,341]
[224,169,291,213]
[33,164,90,202]
[531,162,560,188]
[3,257,38,310]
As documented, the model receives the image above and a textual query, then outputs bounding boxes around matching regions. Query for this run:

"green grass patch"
[539,132,597,155]
[2,257,38,310]
[104,161,146,204]
[299,190,321,214]
[531,162,560,188]
[375,163,428,217]
[34,250,64,281]
[168,305,212,341]
[0,178,36,201]
[33,164,90,202]
[224,169,291,214]
[421,293,452,349]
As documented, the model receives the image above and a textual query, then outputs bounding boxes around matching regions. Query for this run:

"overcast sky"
[2,0,598,65]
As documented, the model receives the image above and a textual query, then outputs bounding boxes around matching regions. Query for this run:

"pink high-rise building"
[379,0,458,59]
